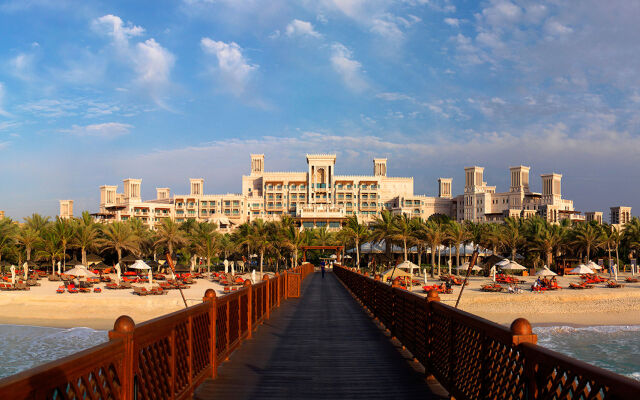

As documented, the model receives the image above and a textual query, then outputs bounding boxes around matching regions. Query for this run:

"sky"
[0,0,639,221]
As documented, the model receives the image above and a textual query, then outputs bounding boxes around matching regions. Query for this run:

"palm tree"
[250,219,274,273]
[73,221,100,265]
[15,227,40,262]
[422,220,444,277]
[389,214,415,261]
[154,218,187,257]
[282,224,306,268]
[445,221,472,268]
[192,221,219,273]
[0,218,17,268]
[602,224,622,271]
[370,210,395,265]
[571,223,603,262]
[53,217,75,269]
[530,223,565,268]
[37,230,65,273]
[24,213,50,233]
[99,222,139,264]
[341,215,369,267]
[500,217,524,261]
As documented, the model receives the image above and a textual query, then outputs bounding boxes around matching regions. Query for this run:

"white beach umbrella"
[536,267,557,277]
[613,264,618,281]
[329,254,337,260]
[252,269,256,284]
[423,269,427,284]
[65,265,98,278]
[115,263,122,285]
[586,261,602,270]
[10,265,16,285]
[344,254,352,259]
[231,261,235,275]
[501,261,527,271]
[568,264,594,275]
[447,258,452,276]
[23,262,28,280]
[57,261,61,275]
[129,260,151,270]
[490,265,497,282]
[396,260,420,274]
[495,259,510,267]
[224,259,229,274]
[455,262,481,272]
[190,257,196,272]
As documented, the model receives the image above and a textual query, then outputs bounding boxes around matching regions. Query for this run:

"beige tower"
[464,166,484,193]
[250,154,265,175]
[610,206,632,225]
[190,179,204,196]
[438,178,452,199]
[59,200,74,219]
[541,173,562,204]
[510,166,530,193]
[100,185,118,208]
[156,188,170,200]
[585,211,603,224]
[306,154,336,204]
[373,158,387,177]
[123,179,142,202]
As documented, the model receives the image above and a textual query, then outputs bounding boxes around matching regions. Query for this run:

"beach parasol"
[495,259,510,267]
[344,254,352,259]
[568,264,594,275]
[612,264,618,281]
[147,269,153,289]
[586,261,602,270]
[57,261,61,275]
[224,259,229,274]
[23,262,28,280]
[231,261,235,275]
[455,262,481,272]
[129,260,151,270]
[501,261,526,271]
[490,265,497,282]
[396,260,420,274]
[423,269,427,284]
[252,269,256,284]
[447,258,452,276]
[65,265,98,278]
[536,267,557,277]
[10,265,16,285]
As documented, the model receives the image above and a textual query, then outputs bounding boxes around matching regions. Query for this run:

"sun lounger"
[68,287,79,293]
[625,277,639,283]
[105,283,118,289]
[606,281,623,288]
[79,287,91,293]
[93,287,102,293]
[133,287,149,296]
[481,284,504,292]
[56,286,65,294]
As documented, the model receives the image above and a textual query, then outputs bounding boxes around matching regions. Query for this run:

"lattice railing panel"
[216,303,228,356]
[483,340,526,399]
[228,297,240,345]
[240,293,249,335]
[137,336,172,400]
[536,365,609,400]
[191,312,211,378]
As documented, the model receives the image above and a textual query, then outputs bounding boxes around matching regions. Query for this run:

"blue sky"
[0,0,639,221]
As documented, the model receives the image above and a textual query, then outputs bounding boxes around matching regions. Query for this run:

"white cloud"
[480,1,523,29]
[9,53,36,81]
[0,83,11,117]
[92,14,174,107]
[544,20,573,36]
[285,19,322,38]
[60,122,133,138]
[201,38,258,97]
[330,43,368,92]
[376,92,414,101]
[444,17,461,27]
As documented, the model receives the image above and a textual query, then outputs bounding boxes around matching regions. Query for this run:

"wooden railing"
[334,265,640,399]
[0,263,316,400]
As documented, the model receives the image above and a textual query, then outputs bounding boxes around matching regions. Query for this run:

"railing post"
[109,315,135,400]
[263,275,270,319]
[275,272,281,307]
[511,318,538,399]
[424,290,440,384]
[202,289,218,378]
[244,280,253,338]
[283,270,288,300]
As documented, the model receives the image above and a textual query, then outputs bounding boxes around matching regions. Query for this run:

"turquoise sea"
[0,324,639,381]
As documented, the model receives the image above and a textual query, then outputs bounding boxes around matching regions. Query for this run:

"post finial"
[426,289,441,302]
[510,318,533,335]
[203,288,217,301]
[114,315,135,333]
[244,279,252,286]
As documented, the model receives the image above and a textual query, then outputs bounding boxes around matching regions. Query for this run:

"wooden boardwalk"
[194,271,446,399]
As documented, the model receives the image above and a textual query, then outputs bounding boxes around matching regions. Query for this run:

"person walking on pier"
[321,261,326,278]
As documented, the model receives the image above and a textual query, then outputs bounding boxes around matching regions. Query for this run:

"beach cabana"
[536,267,557,277]
[121,254,137,265]
[455,262,482,272]
[396,260,420,274]
[129,260,151,270]
[568,264,594,275]
[86,253,104,265]
[381,268,411,282]
[586,261,602,270]
[500,261,526,271]
[92,261,110,270]
[65,265,98,278]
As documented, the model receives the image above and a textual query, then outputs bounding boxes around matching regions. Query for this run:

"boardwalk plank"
[195,272,445,400]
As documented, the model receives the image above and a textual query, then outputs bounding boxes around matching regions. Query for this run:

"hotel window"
[290,184,296,190]
[224,209,230,214]
[299,194,305,199]
[224,201,231,206]
[300,185,305,189]
[233,201,240,206]
[362,185,368,189]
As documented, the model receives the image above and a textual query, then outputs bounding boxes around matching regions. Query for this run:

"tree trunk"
[82,248,87,266]
[455,243,460,267]
[356,239,360,267]
[260,251,264,273]
[403,239,408,261]
[430,245,436,278]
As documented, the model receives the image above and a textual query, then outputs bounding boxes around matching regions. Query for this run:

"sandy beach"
[412,272,640,327]
[0,275,235,330]
[2,271,640,330]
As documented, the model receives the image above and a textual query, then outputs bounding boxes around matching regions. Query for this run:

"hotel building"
[91,153,587,231]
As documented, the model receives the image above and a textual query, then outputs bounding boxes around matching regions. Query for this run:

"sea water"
[0,324,639,381]
[534,325,640,381]
[0,324,108,379]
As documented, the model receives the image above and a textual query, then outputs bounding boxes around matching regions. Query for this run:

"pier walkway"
[195,271,444,399]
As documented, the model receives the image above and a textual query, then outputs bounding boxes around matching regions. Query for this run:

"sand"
[410,272,640,327]
[2,272,640,330]
[0,275,233,330]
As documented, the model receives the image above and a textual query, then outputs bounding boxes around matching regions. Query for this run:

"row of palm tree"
[1,211,640,274]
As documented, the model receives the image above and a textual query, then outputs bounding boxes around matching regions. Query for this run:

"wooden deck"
[194,271,446,399]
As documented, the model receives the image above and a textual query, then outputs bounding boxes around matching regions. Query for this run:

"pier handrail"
[0,263,315,399]
[334,265,640,399]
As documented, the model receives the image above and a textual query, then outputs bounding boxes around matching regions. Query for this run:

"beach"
[411,272,640,327]
[1,271,640,330]
[0,275,231,330]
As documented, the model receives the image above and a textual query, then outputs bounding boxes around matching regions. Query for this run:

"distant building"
[59,200,74,219]
[92,154,579,231]
[610,206,632,227]
[585,211,603,224]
